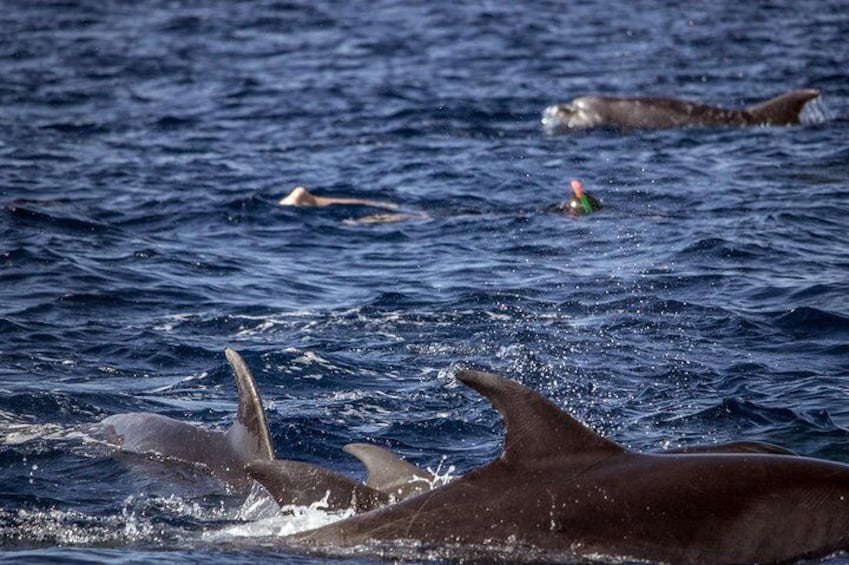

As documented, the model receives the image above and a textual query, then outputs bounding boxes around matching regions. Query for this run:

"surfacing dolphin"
[248,437,794,516]
[288,369,849,564]
[99,348,274,490]
[246,442,441,513]
[542,89,821,130]
[98,348,800,508]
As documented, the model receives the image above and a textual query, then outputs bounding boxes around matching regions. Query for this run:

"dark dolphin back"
[290,371,849,564]
[668,440,796,456]
[247,460,389,513]
[596,96,747,128]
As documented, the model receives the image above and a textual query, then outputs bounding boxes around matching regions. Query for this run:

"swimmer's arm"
[311,195,399,210]
[344,212,429,225]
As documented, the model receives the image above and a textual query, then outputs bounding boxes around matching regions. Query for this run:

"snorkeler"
[553,179,602,217]
[279,180,601,223]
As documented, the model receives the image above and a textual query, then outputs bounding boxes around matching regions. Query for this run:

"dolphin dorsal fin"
[224,348,274,462]
[246,460,390,513]
[747,89,820,125]
[343,443,436,499]
[455,369,623,465]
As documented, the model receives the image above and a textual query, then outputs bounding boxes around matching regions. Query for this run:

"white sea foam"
[424,456,457,488]
[800,96,832,125]
[1,421,70,446]
[205,489,354,541]
[0,496,161,546]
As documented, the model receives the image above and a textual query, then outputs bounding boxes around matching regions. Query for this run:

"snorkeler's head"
[563,179,601,216]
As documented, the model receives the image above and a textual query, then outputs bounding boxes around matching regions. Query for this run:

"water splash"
[206,488,355,541]
[423,455,457,488]
[799,95,832,125]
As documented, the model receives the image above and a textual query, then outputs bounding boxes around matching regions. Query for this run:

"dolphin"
[99,348,274,490]
[542,89,821,130]
[288,369,849,564]
[246,442,439,513]
[248,439,794,516]
[342,442,438,499]
[100,346,796,516]
[246,458,392,513]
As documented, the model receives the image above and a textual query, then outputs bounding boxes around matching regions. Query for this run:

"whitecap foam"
[1,422,63,446]
[423,456,457,489]
[800,96,832,125]
[0,497,161,546]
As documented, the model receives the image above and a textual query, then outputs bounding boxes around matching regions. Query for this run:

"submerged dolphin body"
[289,369,849,564]
[100,348,274,489]
[246,442,439,513]
[343,442,438,499]
[542,89,821,130]
[247,458,391,513]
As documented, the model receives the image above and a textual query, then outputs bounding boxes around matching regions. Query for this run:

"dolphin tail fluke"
[454,369,624,465]
[747,89,820,125]
[246,460,390,513]
[224,347,275,462]
[343,443,436,499]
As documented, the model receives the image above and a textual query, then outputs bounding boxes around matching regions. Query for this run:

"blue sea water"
[1,0,848,563]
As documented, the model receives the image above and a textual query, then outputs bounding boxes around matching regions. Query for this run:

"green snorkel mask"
[571,179,593,214]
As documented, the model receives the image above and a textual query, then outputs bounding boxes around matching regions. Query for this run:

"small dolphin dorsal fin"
[343,443,436,499]
[455,369,623,465]
[224,348,274,462]
[246,460,390,513]
[747,89,820,125]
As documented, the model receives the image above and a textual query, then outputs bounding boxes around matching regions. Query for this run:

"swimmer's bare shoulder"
[279,186,399,211]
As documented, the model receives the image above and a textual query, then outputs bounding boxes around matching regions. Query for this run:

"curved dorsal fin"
[747,89,820,125]
[455,369,623,465]
[224,348,274,462]
[246,460,390,514]
[343,443,436,499]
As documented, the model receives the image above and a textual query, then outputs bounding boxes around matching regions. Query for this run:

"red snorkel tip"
[569,179,593,214]
[570,179,585,198]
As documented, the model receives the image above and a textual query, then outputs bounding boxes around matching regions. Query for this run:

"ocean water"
[1,0,848,563]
